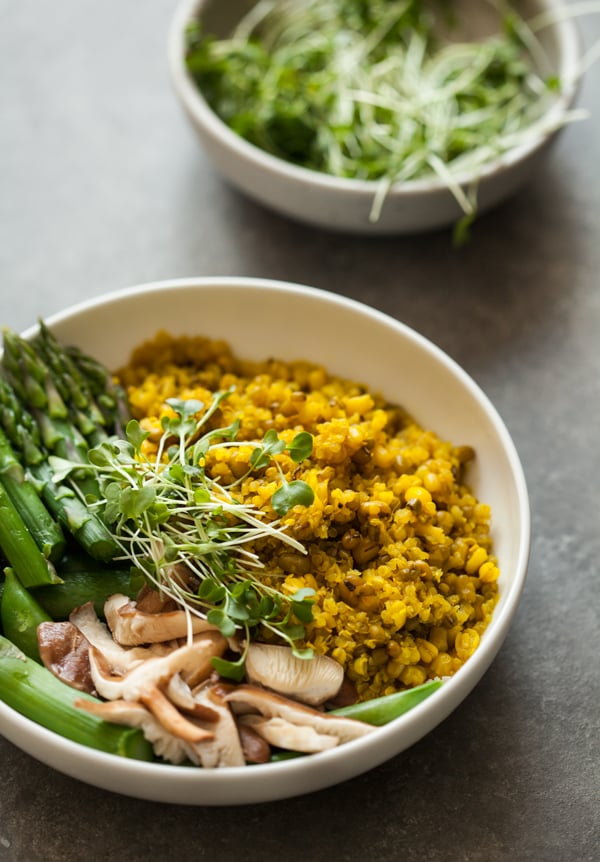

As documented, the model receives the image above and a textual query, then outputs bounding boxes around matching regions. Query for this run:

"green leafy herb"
[49,393,316,659]
[185,0,584,227]
[249,428,286,470]
[249,428,316,516]
[287,431,314,463]
[272,478,315,517]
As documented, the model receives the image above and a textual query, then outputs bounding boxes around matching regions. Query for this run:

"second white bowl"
[168,0,581,234]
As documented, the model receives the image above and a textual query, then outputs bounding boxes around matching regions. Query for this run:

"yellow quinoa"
[118,331,499,702]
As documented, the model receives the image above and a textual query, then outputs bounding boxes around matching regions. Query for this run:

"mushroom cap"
[245,643,344,706]
[37,621,96,694]
[88,631,228,702]
[104,593,219,646]
[69,602,174,673]
[224,684,375,746]
[183,682,246,768]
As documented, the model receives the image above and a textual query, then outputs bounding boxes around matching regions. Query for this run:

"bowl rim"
[167,0,581,199]
[0,277,531,803]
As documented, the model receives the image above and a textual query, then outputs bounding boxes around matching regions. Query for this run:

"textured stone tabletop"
[0,2,598,860]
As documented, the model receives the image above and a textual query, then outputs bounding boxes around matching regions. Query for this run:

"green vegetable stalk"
[0,426,65,563]
[0,334,120,563]
[35,461,119,563]
[0,374,45,465]
[33,321,123,446]
[32,555,145,620]
[0,567,52,660]
[65,341,130,438]
[2,329,98,484]
[0,480,60,587]
[0,635,154,760]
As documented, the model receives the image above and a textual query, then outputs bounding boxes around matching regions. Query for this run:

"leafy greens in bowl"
[168,0,582,236]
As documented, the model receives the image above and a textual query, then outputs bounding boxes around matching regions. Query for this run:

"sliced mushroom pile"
[37,592,375,767]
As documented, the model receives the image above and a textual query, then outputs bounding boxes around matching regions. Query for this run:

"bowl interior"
[1,279,530,804]
[198,0,570,63]
[182,0,579,158]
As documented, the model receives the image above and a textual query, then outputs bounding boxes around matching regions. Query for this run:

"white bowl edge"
[0,277,531,804]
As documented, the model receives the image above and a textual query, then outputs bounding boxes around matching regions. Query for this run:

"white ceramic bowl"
[167,0,580,235]
[0,278,530,804]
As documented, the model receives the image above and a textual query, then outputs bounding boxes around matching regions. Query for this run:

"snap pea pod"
[0,549,145,621]
[0,635,154,761]
[329,679,443,724]
[0,567,52,661]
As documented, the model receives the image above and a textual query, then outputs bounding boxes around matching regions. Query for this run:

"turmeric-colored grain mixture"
[118,331,499,702]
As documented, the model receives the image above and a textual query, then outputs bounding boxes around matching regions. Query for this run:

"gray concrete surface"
[0,2,598,860]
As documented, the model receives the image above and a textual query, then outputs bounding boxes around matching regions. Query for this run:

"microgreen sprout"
[250,428,315,515]
[50,393,317,674]
[185,0,595,236]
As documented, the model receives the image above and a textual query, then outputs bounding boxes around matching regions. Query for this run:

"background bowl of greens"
[0,277,530,804]
[167,0,581,236]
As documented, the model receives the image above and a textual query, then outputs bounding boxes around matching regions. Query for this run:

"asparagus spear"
[0,635,154,760]
[1,324,129,443]
[2,329,91,464]
[35,461,119,562]
[0,481,60,587]
[0,376,45,466]
[65,342,130,437]
[0,426,65,563]
[34,321,109,447]
[0,366,119,562]
[3,326,135,506]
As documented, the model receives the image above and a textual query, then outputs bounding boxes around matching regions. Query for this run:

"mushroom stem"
[139,685,214,743]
